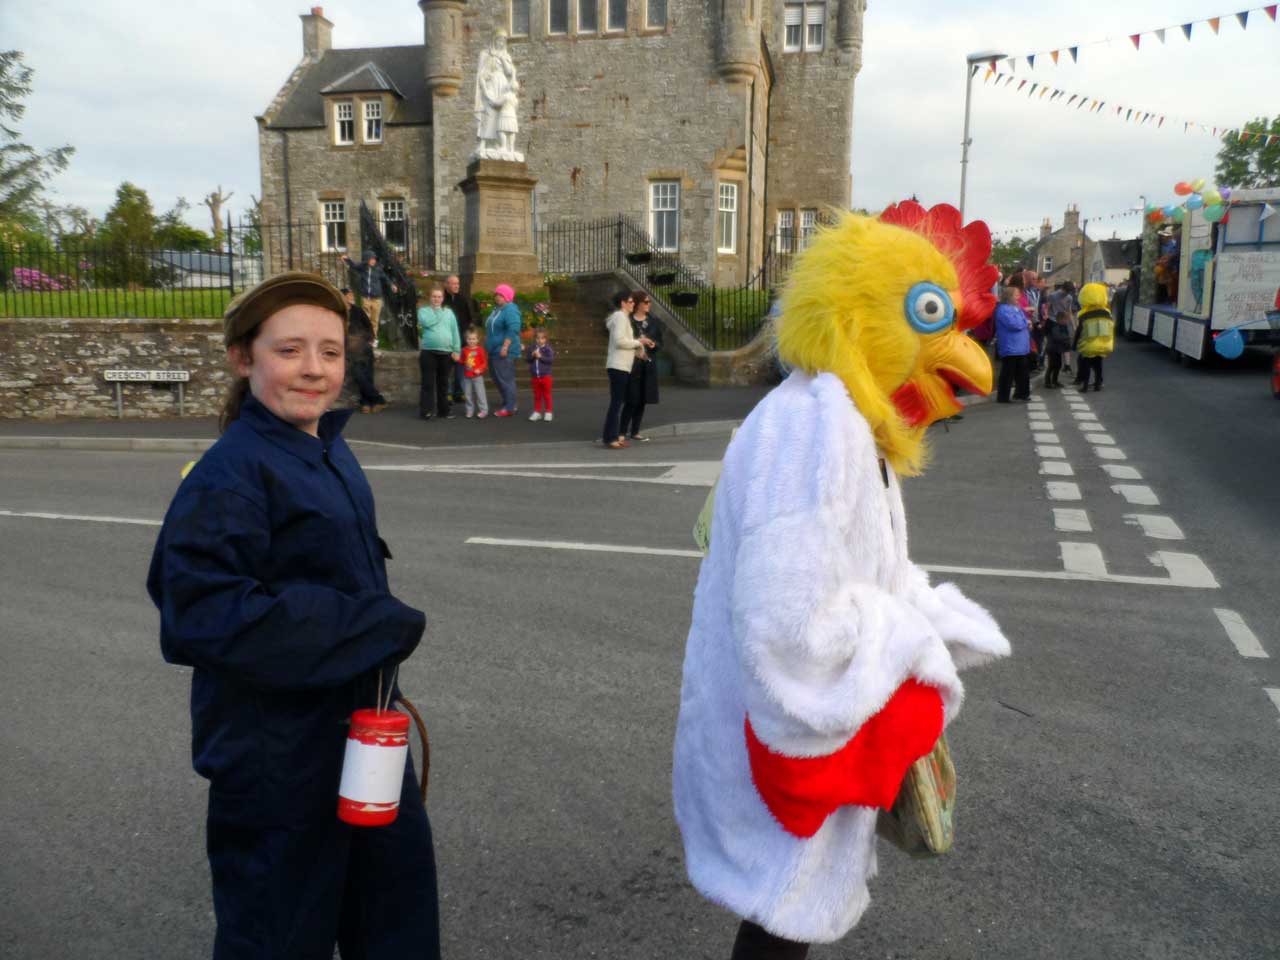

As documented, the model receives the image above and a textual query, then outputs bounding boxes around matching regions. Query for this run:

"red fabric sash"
[744,679,944,838]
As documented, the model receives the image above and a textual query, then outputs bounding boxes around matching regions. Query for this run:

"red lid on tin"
[349,708,410,735]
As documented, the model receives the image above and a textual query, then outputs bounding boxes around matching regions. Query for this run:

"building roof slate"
[267,46,429,128]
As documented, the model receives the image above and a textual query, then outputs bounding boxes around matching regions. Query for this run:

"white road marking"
[1061,542,1108,575]
[1073,412,1099,421]
[1037,445,1066,459]
[1028,414,1052,423]
[1102,464,1142,480]
[1213,609,1269,659]
[1148,552,1219,588]
[1040,461,1074,476]
[1084,433,1116,445]
[466,536,703,558]
[1033,432,1060,444]
[1095,447,1128,460]
[467,538,1220,588]
[366,460,721,487]
[1264,689,1280,723]
[1027,403,1047,411]
[1114,484,1159,505]
[0,509,161,527]
[1124,514,1184,540]
[1046,481,1082,500]
[1053,508,1092,532]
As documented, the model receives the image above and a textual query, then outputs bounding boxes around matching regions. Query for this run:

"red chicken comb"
[879,200,999,332]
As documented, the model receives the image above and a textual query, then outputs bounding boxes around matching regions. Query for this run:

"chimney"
[1063,203,1080,231]
[1039,217,1053,240]
[301,6,333,58]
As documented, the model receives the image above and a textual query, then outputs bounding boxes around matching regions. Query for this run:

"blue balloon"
[1162,204,1178,217]
[1214,327,1244,359]
[1186,193,1205,210]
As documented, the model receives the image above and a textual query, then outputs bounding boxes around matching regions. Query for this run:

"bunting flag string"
[989,205,1147,239]
[984,69,1274,143]
[994,4,1277,71]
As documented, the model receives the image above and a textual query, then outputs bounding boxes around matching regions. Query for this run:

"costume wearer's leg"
[602,369,629,443]
[996,355,1014,402]
[208,801,350,959]
[1094,357,1104,387]
[335,763,440,960]
[364,298,383,343]
[418,351,433,417]
[1014,354,1031,399]
[1079,356,1094,388]
[433,353,452,416]
[729,920,810,960]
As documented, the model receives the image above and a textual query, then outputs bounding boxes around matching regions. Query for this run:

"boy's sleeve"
[148,487,424,691]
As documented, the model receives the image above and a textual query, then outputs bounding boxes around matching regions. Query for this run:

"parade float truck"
[1128,187,1280,394]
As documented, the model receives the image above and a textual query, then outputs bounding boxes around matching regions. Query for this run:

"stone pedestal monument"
[458,31,540,297]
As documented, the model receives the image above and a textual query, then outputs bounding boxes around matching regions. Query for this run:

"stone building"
[1022,204,1097,287]
[256,1,866,286]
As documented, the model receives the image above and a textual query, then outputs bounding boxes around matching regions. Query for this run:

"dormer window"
[364,100,383,143]
[334,101,355,145]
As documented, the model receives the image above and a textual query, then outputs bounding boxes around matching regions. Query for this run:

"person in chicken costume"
[673,201,1012,960]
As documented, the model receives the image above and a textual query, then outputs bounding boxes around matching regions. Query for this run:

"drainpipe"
[280,129,294,268]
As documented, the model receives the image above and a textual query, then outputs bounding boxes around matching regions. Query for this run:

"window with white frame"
[380,199,406,248]
[578,0,598,31]
[509,0,530,36]
[322,201,347,251]
[334,101,355,145]
[800,208,817,248]
[607,0,627,31]
[363,100,383,143]
[784,2,825,52]
[805,3,825,51]
[717,183,739,254]
[777,209,795,253]
[1042,255,1054,273]
[647,0,666,28]
[650,180,680,252]
[549,0,570,34]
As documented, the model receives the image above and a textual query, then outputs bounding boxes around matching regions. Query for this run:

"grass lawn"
[0,287,232,319]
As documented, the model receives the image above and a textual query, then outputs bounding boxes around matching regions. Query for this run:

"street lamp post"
[959,49,1006,221]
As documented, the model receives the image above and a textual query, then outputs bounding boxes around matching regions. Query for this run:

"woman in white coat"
[601,289,653,449]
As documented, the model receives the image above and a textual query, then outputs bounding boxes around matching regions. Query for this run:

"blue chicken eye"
[904,282,955,333]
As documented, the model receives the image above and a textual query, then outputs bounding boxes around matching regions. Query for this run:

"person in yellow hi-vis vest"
[1073,282,1115,393]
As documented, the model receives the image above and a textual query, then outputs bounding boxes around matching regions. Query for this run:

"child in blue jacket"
[147,272,440,959]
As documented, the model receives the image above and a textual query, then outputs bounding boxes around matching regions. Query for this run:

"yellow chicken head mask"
[775,201,999,476]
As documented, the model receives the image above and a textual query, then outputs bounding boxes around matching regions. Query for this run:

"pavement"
[0,381,993,451]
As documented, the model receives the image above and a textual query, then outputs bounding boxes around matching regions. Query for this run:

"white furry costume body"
[672,371,1010,944]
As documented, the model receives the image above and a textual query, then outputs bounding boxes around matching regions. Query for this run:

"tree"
[155,196,210,251]
[202,185,234,247]
[1215,115,1280,189]
[0,51,74,228]
[100,181,157,286]
[990,235,1033,276]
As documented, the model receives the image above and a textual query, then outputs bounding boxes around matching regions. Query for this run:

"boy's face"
[466,333,479,346]
[232,304,345,437]
[535,332,548,344]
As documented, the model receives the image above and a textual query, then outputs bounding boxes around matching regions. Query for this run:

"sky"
[3,0,1278,241]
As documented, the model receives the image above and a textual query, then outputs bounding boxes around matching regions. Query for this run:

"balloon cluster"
[1147,178,1234,226]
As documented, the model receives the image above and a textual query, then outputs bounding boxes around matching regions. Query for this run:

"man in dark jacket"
[341,251,398,344]
[342,287,388,412]
[443,274,473,403]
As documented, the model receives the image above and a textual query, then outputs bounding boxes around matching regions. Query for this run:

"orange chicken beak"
[891,328,994,428]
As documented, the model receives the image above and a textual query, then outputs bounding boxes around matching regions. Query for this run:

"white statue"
[473,31,523,162]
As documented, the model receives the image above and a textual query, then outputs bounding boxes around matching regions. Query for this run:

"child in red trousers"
[526,327,554,422]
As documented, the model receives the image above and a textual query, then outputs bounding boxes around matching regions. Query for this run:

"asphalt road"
[1,337,1277,959]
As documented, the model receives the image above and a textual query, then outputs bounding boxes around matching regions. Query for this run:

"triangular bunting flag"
[1236,11,1248,29]
[1208,17,1220,34]
[1051,50,1060,65]
[1018,79,1028,91]
[984,69,994,82]
[1029,83,1039,97]
[1181,22,1193,39]
[1155,28,1166,43]
[1040,86,1050,98]
[1069,46,1079,62]
[1267,6,1278,23]
[1028,54,1036,69]
[1129,33,1141,50]
[1185,121,1191,133]
[1068,94,1078,106]
[1126,108,1133,121]
[970,64,981,78]
[1259,203,1277,222]
[1213,127,1219,137]
[1078,98,1088,110]
[1159,116,1165,128]
[989,58,999,72]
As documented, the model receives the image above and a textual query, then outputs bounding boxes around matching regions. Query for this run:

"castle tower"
[717,0,762,84]
[420,0,465,97]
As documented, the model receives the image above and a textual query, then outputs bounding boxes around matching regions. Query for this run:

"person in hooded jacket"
[994,285,1032,403]
[1073,281,1115,392]
[147,272,439,960]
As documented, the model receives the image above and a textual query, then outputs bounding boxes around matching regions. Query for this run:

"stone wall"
[0,319,229,420]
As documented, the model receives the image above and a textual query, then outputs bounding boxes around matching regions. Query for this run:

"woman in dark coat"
[619,290,662,442]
